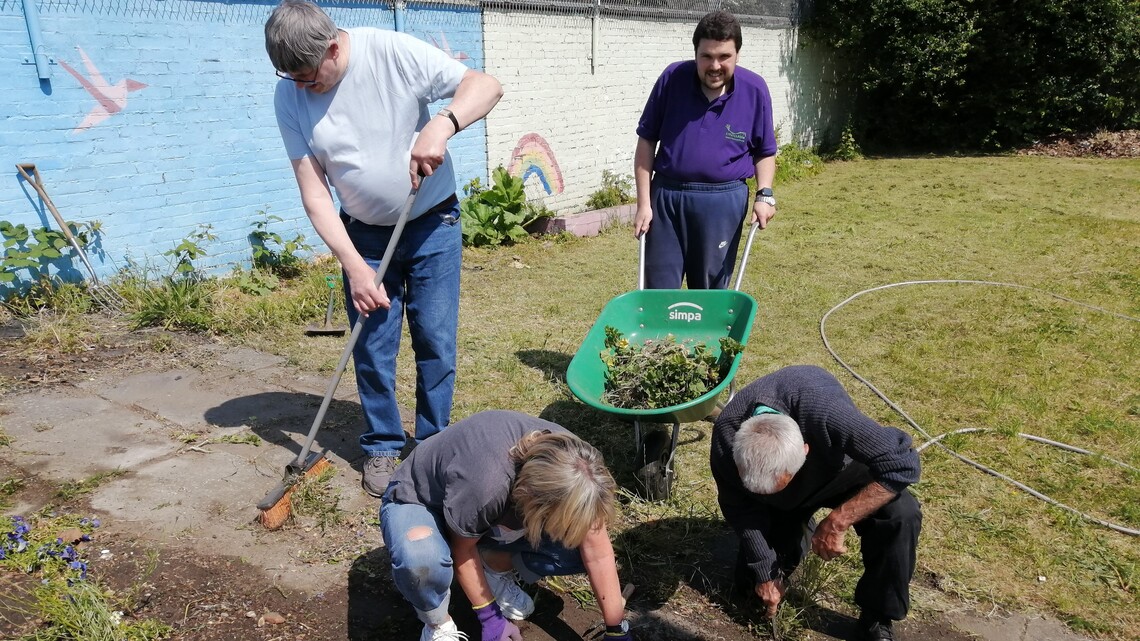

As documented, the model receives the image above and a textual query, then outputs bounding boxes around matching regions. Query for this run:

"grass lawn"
[435,155,1138,639]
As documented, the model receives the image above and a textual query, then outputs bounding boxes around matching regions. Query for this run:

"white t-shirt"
[274,28,468,225]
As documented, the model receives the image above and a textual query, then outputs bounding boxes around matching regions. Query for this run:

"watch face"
[759,188,773,197]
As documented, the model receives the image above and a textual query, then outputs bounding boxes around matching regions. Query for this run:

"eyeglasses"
[275,69,319,86]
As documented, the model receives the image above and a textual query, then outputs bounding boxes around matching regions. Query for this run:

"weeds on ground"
[774,142,825,185]
[55,470,127,502]
[825,122,864,161]
[0,514,171,640]
[249,211,313,279]
[289,465,344,533]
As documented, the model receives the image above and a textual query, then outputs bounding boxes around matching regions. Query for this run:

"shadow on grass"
[517,348,573,384]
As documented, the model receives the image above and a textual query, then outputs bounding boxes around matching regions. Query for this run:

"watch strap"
[438,108,460,133]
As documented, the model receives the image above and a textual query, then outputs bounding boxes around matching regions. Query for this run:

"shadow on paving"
[207,391,366,469]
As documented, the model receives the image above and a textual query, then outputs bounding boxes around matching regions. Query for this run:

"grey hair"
[733,414,806,494]
[264,0,339,73]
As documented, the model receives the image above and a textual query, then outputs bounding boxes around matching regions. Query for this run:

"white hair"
[733,414,806,494]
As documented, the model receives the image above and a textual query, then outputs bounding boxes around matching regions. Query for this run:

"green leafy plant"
[249,211,312,279]
[230,266,279,297]
[459,166,550,247]
[163,224,216,278]
[807,0,1140,148]
[774,142,825,185]
[130,276,214,331]
[828,120,864,161]
[1,220,105,311]
[600,326,743,410]
[585,170,635,210]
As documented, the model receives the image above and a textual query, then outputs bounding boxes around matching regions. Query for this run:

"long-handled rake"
[15,163,128,312]
[256,187,418,529]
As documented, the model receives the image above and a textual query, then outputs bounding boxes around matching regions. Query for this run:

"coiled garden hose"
[820,279,1140,537]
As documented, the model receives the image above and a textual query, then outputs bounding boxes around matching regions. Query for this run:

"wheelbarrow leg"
[636,420,679,501]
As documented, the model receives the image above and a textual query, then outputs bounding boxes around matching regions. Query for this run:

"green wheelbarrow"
[566,224,760,500]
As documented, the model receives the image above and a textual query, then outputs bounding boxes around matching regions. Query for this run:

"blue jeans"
[380,496,585,625]
[645,177,749,289]
[342,201,461,458]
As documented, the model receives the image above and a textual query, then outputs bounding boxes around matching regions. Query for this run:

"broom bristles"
[257,457,334,530]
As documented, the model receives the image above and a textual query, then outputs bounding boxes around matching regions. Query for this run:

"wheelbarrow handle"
[637,221,760,292]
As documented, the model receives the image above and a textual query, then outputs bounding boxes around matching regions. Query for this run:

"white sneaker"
[482,562,536,620]
[419,619,468,641]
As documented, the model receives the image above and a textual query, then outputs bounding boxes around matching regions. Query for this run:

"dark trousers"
[746,489,921,621]
[644,177,749,289]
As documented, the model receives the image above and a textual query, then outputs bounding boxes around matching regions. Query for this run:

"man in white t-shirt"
[264,0,502,497]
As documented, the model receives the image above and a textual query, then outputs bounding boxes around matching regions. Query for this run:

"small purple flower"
[91,519,101,528]
[68,560,88,580]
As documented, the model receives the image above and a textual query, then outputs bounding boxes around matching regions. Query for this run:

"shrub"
[460,166,550,247]
[826,122,864,161]
[808,0,1140,149]
[774,142,825,185]
[585,171,635,210]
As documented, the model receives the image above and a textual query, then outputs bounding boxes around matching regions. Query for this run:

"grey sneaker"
[362,456,399,498]
[482,562,535,620]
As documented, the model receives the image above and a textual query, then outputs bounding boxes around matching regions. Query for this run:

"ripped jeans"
[379,498,585,625]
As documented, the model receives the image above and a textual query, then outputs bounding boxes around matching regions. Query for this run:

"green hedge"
[808,0,1140,149]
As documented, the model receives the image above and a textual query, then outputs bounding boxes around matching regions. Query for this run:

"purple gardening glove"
[474,601,523,641]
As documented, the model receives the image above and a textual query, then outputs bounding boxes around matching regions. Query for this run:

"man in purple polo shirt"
[634,10,778,290]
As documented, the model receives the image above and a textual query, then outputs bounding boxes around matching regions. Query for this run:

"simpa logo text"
[667,302,703,322]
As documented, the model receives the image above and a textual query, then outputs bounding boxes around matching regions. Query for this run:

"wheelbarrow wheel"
[636,429,674,501]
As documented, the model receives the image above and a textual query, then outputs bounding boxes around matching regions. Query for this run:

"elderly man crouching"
[710,365,922,641]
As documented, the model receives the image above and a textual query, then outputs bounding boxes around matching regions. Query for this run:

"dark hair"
[692,10,742,52]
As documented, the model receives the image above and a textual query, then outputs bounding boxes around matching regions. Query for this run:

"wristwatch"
[437,108,460,133]
[757,187,776,207]
[605,620,631,637]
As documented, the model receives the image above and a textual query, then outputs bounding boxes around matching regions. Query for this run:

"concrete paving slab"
[239,365,362,401]
[92,369,313,429]
[2,388,178,481]
[90,442,376,593]
[198,344,286,372]
[947,610,1095,641]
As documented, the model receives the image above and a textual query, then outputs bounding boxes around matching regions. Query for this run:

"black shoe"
[855,615,895,641]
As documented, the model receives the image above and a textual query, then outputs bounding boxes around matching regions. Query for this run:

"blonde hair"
[510,431,616,548]
[733,414,806,494]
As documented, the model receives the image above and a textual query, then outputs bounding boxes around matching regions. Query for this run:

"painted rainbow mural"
[506,133,564,195]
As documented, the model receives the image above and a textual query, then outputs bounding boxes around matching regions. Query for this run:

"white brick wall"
[484,12,842,213]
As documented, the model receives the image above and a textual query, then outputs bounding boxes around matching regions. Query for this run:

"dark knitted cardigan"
[709,365,921,584]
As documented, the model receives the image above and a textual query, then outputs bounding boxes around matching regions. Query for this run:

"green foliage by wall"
[808,0,1140,149]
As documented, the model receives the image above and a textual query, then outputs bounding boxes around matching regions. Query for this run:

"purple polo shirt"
[637,60,777,183]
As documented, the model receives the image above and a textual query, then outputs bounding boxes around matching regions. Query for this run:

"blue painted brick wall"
[1,0,487,287]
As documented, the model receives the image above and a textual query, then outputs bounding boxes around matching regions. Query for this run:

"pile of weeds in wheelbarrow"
[600,326,742,410]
